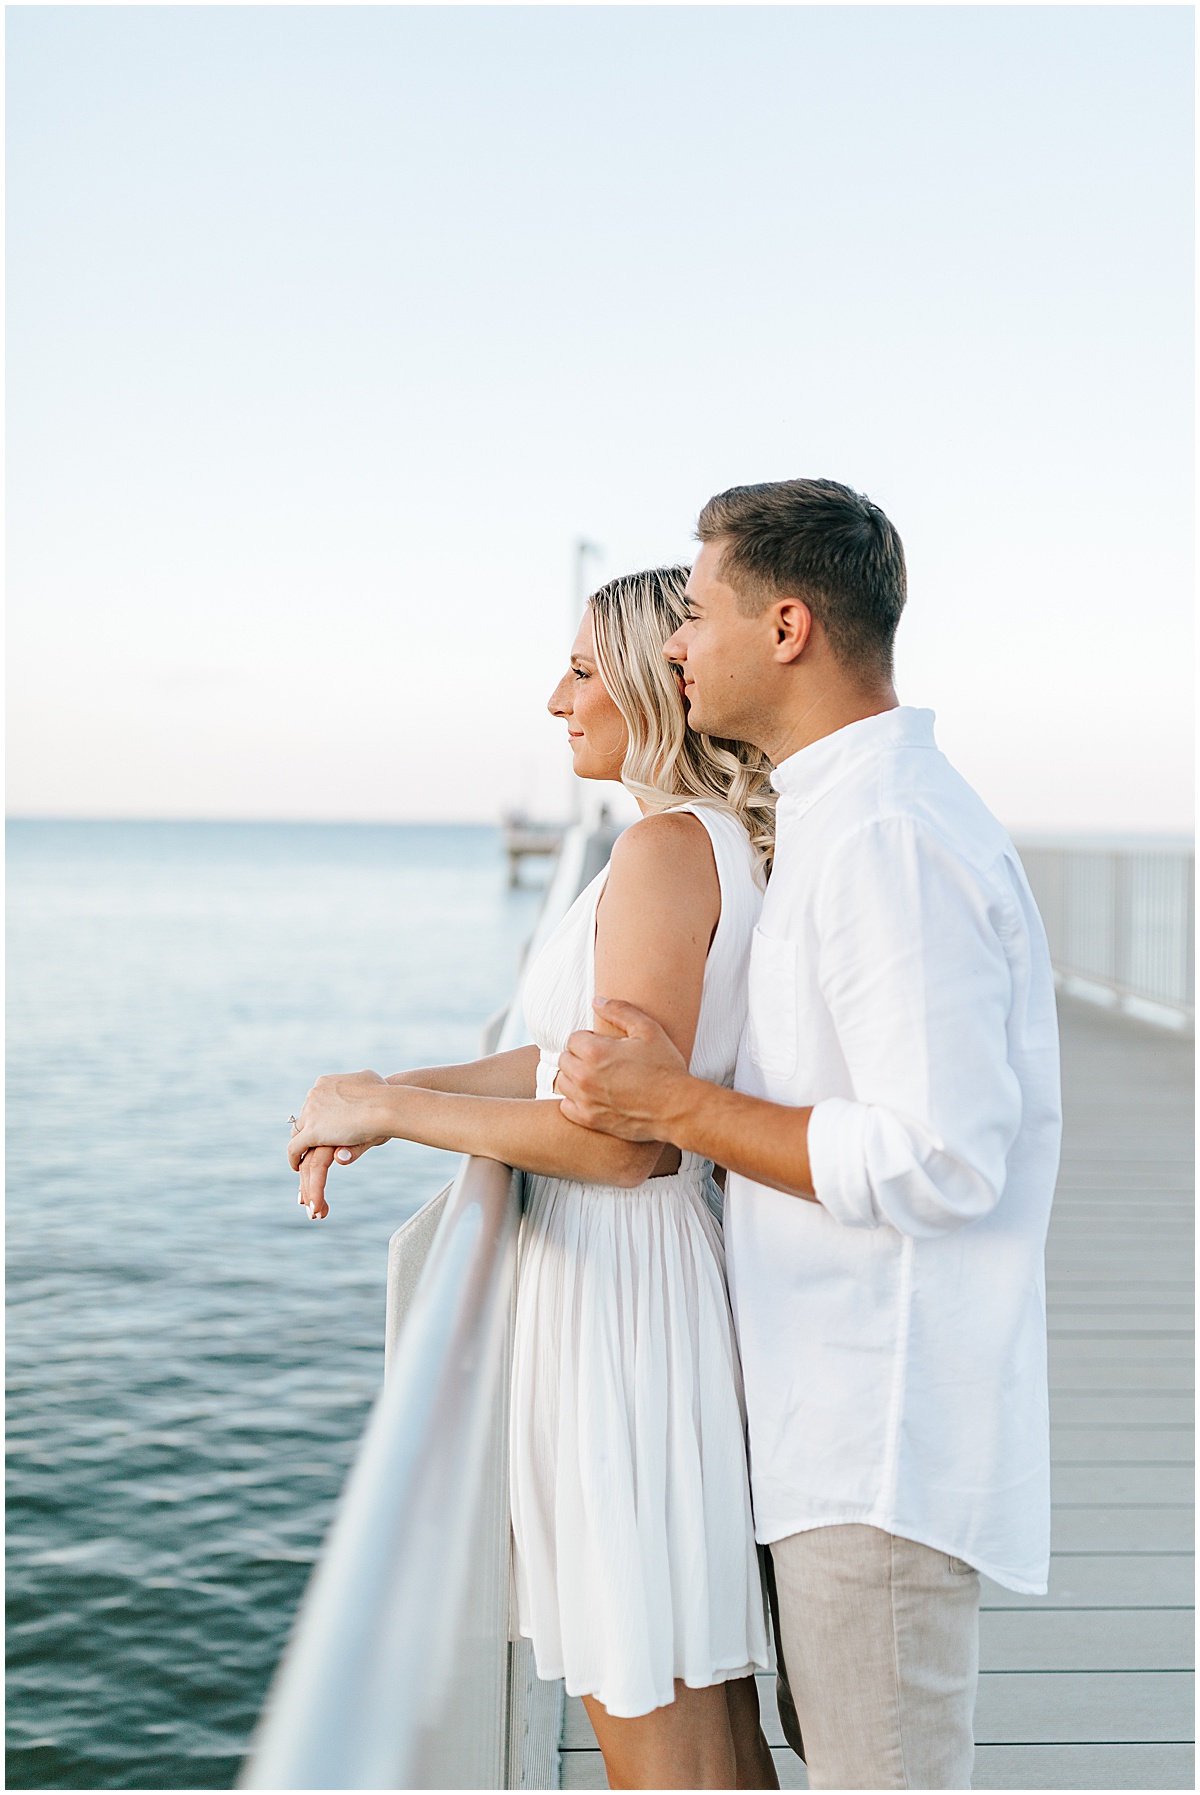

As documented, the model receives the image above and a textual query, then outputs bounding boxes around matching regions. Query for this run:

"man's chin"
[687,706,750,747]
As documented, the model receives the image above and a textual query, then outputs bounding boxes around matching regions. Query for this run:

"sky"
[6,4,1194,829]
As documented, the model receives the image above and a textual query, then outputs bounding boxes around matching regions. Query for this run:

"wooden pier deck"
[560,994,1195,1790]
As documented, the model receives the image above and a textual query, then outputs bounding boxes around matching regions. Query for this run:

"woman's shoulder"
[616,805,762,882]
[606,807,719,877]
[605,803,764,915]
[602,809,720,917]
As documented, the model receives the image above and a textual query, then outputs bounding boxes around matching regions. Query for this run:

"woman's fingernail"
[335,1149,352,1163]
[297,1191,303,1204]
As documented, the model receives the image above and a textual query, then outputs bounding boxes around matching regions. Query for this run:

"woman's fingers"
[299,1145,334,1219]
[292,1137,389,1219]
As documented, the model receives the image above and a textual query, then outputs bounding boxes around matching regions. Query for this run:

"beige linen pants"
[768,1524,980,1790]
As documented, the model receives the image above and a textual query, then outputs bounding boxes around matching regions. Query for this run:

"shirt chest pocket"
[745,927,799,1080]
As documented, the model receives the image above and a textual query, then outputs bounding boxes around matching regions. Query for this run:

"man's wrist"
[654,1070,706,1150]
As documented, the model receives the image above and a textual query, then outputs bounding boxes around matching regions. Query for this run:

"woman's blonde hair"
[588,566,775,874]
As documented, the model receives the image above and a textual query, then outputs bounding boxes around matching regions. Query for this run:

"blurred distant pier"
[502,812,566,888]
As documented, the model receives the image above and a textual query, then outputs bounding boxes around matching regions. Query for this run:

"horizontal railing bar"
[1012,833,1195,854]
[241,1154,521,1790]
[1052,967,1194,1018]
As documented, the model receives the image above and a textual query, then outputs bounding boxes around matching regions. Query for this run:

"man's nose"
[663,628,686,663]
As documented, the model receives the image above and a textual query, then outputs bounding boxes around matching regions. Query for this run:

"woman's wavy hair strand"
[587,566,775,876]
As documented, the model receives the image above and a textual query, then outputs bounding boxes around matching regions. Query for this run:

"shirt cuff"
[807,1096,879,1229]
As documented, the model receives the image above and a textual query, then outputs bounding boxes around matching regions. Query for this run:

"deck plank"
[1051,1507,1193,1551]
[973,1670,1194,1744]
[979,1608,1193,1671]
[1053,1464,1194,1501]
[972,1742,1195,1789]
[1051,1427,1194,1459]
[981,1555,1194,1608]
[1051,1396,1193,1426]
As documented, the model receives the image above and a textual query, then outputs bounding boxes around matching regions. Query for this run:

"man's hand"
[556,997,694,1143]
[562,997,819,1203]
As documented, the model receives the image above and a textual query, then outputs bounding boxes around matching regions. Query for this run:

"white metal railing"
[242,816,616,1790]
[242,1153,521,1790]
[1015,834,1195,1028]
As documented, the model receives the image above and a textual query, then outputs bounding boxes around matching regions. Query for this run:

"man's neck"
[766,682,899,768]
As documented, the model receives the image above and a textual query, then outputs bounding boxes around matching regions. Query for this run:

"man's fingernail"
[335,1149,352,1163]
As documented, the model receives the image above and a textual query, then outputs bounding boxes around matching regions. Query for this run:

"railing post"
[1186,854,1196,1012]
[1113,851,1133,995]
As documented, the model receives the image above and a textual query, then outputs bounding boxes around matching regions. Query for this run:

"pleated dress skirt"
[509,1161,771,1719]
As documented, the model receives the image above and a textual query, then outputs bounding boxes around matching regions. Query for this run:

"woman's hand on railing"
[290,1071,392,1219]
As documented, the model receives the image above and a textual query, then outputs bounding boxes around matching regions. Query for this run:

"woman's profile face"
[547,609,629,783]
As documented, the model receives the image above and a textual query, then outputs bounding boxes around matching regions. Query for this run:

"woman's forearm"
[386,1044,538,1099]
[373,1083,662,1187]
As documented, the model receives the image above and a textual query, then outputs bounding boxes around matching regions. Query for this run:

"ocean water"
[6,821,544,1790]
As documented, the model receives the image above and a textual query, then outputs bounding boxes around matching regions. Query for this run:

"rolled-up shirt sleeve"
[806,816,1023,1237]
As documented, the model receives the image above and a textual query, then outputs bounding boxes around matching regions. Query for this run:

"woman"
[288,568,779,1790]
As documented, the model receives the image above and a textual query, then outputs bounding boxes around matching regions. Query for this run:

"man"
[557,478,1062,1791]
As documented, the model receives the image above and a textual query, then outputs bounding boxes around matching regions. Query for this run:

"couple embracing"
[289,479,1062,1791]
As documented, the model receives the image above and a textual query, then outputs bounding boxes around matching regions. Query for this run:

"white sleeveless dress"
[510,802,771,1719]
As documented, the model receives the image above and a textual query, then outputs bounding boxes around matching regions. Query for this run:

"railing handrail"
[1012,831,1193,853]
[242,818,610,1789]
[241,1153,521,1789]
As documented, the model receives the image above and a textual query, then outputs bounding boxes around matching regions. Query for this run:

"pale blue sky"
[7,4,1194,826]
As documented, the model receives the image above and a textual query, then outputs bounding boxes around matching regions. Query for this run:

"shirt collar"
[770,706,937,808]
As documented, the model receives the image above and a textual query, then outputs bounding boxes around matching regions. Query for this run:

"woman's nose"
[547,673,572,717]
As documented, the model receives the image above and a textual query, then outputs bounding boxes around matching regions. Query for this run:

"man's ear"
[772,597,812,664]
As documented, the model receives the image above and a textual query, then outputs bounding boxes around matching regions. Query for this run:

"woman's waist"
[524,1155,715,1201]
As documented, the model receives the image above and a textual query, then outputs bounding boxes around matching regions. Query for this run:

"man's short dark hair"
[697,478,906,680]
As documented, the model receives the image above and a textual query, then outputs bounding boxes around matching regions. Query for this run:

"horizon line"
[5,814,1195,844]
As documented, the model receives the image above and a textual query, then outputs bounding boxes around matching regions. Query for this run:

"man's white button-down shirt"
[726,706,1062,1593]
